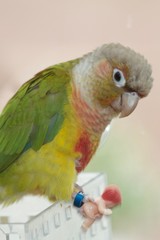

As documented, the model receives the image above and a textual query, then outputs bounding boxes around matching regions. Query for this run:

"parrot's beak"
[111,92,140,118]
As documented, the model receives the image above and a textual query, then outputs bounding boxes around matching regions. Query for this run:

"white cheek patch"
[72,57,95,107]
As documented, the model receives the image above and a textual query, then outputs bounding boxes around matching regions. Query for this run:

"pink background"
[0,1,159,239]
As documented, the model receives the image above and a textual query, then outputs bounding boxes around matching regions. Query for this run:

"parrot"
[0,43,153,205]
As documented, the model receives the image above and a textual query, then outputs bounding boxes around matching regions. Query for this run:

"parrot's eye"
[113,69,126,88]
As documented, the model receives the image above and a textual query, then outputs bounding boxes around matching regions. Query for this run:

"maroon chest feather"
[75,132,96,173]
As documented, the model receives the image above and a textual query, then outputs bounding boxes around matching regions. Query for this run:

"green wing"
[0,60,78,172]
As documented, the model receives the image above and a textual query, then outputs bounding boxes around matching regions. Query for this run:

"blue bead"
[73,192,85,208]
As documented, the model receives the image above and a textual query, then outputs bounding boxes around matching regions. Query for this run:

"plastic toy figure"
[80,185,122,230]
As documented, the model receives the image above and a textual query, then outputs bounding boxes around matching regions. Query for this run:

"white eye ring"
[113,68,126,88]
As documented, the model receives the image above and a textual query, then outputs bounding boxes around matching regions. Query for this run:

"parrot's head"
[73,43,153,119]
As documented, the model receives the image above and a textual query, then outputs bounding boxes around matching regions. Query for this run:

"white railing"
[0,173,111,240]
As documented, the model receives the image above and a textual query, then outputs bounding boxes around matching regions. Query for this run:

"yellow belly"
[0,114,82,204]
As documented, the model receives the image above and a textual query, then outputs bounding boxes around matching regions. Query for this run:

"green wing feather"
[0,59,78,172]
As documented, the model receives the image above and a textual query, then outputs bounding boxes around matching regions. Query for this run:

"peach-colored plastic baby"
[81,185,122,230]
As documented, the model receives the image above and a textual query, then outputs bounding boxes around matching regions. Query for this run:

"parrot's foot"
[74,183,84,194]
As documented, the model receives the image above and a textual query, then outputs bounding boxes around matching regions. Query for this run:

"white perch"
[0,173,111,240]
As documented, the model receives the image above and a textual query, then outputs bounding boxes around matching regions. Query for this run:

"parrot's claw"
[74,183,84,194]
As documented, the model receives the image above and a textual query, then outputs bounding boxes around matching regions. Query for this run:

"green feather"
[0,59,79,172]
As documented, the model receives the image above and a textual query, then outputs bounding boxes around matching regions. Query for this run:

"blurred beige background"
[0,0,159,239]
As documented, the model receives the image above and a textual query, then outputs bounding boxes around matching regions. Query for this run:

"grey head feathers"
[92,43,153,97]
